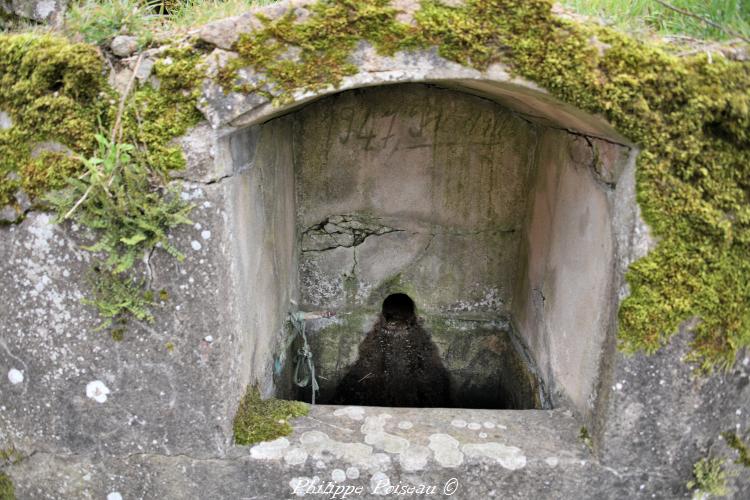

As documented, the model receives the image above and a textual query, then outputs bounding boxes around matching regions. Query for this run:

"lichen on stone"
[233,386,309,445]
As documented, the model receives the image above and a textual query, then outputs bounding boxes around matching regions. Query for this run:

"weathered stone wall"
[1,0,65,24]
[290,84,543,407]
[514,128,637,419]
[221,117,299,398]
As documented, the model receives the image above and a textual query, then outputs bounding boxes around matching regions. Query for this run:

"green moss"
[218,0,416,102]
[216,0,750,370]
[687,457,731,497]
[119,46,205,173]
[722,431,750,468]
[111,328,125,341]
[0,472,14,500]
[0,446,22,466]
[579,426,592,449]
[233,385,309,445]
[0,33,110,208]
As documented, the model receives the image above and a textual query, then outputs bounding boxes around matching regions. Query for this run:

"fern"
[47,133,192,325]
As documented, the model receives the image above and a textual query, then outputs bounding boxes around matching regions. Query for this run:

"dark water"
[333,316,451,407]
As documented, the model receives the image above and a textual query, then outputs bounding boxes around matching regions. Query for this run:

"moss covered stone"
[233,386,309,445]
[216,0,750,371]
[0,34,109,209]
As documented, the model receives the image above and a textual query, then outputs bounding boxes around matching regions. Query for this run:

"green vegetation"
[722,431,750,467]
[562,0,750,41]
[66,0,156,46]
[0,32,203,327]
[687,457,731,498]
[579,426,593,448]
[65,0,277,45]
[0,34,109,211]
[0,446,22,466]
[0,472,14,500]
[233,386,308,445]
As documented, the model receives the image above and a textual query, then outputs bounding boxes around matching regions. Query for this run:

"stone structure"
[1,1,748,498]
[1,0,66,25]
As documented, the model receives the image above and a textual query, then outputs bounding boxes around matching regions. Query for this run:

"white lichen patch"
[428,434,464,467]
[35,0,56,19]
[191,240,202,251]
[545,456,559,467]
[397,420,413,430]
[299,431,374,466]
[462,442,527,470]
[333,406,365,421]
[85,380,110,403]
[106,493,123,500]
[331,469,346,483]
[467,422,482,430]
[346,467,360,479]
[284,446,309,465]
[8,368,23,384]
[362,414,410,454]
[450,419,467,428]
[398,445,431,471]
[201,230,212,240]
[251,437,291,459]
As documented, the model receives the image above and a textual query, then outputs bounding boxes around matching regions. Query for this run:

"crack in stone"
[301,214,403,252]
[582,136,618,191]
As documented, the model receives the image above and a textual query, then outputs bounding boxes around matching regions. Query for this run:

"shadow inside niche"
[332,294,452,407]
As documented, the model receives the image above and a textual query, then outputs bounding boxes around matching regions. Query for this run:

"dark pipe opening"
[381,293,415,322]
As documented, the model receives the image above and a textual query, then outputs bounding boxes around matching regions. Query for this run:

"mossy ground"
[217,0,750,371]
[233,386,309,445]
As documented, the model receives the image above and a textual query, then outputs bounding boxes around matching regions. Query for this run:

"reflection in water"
[334,311,451,407]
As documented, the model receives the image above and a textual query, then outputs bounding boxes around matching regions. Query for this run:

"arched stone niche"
[214,66,640,422]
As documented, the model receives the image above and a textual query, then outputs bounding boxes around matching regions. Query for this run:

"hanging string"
[289,311,319,405]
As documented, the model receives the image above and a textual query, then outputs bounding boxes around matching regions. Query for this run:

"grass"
[562,0,750,41]
[65,0,278,45]
[62,1,750,48]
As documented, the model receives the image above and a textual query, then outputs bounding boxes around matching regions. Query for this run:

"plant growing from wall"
[1,33,204,328]
[687,457,731,498]
[722,431,750,467]
[47,113,193,329]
